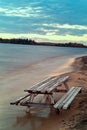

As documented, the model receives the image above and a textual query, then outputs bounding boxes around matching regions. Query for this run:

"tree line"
[0,38,87,48]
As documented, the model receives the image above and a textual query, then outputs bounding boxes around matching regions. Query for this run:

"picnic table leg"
[45,94,55,104]
[29,94,36,102]
[63,81,69,91]
[49,95,55,104]
[41,94,55,105]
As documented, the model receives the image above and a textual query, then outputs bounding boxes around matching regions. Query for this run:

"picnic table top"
[24,75,69,94]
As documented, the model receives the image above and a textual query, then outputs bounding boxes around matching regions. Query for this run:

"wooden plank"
[37,76,69,93]
[34,76,57,91]
[54,87,82,110]
[20,102,53,107]
[54,89,67,92]
[47,76,69,92]
[37,76,59,92]
[48,76,69,92]
[49,95,55,104]
[24,76,56,92]
[47,76,69,91]
[24,90,52,94]
[10,94,30,105]
[63,82,69,90]
[35,76,58,91]
[24,76,69,93]
[24,76,58,93]
[60,87,77,107]
[26,77,57,94]
[54,87,75,109]
[63,87,82,109]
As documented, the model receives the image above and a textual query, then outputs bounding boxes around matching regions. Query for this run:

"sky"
[0,0,87,44]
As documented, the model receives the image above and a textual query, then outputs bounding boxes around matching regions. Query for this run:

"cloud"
[31,23,87,36]
[36,27,59,35]
[0,6,43,17]
[42,23,87,30]
[35,23,87,37]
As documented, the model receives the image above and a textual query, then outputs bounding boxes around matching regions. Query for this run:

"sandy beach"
[57,56,87,130]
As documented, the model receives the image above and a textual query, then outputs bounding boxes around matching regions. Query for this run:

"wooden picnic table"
[10,75,81,113]
[10,76,69,106]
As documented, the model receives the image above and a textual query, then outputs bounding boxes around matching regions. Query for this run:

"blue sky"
[0,0,87,44]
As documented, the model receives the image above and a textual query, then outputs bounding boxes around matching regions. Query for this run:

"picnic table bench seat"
[54,87,82,110]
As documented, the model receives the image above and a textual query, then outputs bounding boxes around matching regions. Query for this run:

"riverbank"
[59,56,87,130]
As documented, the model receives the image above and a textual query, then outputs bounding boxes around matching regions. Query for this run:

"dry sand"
[59,56,87,130]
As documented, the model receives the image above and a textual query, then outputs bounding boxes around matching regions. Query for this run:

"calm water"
[0,43,87,130]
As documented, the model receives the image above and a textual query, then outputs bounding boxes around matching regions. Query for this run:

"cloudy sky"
[0,0,87,44]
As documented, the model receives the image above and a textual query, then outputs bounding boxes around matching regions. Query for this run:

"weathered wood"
[63,87,82,109]
[24,76,56,92]
[25,90,52,94]
[63,82,69,90]
[59,87,77,108]
[29,94,35,102]
[35,76,58,92]
[20,102,53,107]
[54,87,82,110]
[10,75,71,109]
[47,76,69,92]
[41,77,61,92]
[54,87,75,109]
[54,89,67,92]
[49,95,55,104]
[24,76,69,93]
[10,94,30,105]
[43,76,69,92]
[27,76,58,93]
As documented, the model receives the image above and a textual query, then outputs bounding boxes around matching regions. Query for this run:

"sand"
[59,56,87,130]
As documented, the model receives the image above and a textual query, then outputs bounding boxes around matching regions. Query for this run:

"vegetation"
[0,38,87,48]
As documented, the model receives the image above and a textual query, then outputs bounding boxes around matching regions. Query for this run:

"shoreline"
[59,56,87,130]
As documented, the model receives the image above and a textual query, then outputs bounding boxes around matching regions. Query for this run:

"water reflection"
[13,108,60,130]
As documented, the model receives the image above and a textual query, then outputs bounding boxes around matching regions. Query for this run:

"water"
[0,43,87,130]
